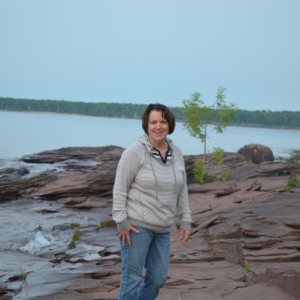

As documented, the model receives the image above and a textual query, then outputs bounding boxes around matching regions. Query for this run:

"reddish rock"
[238,143,275,163]
[1,146,300,299]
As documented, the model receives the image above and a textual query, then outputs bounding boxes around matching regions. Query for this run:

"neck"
[148,137,168,151]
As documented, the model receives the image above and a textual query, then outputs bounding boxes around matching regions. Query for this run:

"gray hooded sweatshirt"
[112,135,192,233]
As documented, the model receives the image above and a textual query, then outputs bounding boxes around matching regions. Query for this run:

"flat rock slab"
[1,147,300,299]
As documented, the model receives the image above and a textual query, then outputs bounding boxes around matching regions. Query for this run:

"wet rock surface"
[0,146,300,300]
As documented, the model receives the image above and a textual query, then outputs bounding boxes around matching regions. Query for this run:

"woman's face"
[147,110,169,145]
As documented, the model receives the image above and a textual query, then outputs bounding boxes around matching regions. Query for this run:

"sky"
[0,0,299,111]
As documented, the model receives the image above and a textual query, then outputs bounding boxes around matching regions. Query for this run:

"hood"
[139,134,174,153]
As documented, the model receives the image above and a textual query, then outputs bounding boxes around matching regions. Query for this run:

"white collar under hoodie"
[112,135,192,233]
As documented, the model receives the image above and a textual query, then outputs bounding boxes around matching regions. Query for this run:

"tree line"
[0,97,299,129]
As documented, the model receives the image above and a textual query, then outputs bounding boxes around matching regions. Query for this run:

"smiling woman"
[112,103,192,300]
[142,103,175,160]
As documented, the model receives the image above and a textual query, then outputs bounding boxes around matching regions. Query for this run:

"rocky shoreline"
[0,146,299,300]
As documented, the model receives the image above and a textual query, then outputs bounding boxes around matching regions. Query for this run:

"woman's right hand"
[119,226,140,246]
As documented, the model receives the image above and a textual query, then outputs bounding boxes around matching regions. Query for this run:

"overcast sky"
[0,0,299,111]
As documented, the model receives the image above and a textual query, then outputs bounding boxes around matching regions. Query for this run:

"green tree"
[182,87,237,158]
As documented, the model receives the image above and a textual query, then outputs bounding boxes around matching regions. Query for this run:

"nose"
[155,122,164,130]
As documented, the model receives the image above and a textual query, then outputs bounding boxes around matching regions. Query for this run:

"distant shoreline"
[1,109,300,131]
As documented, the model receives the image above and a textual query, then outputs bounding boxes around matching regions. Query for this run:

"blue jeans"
[118,227,170,300]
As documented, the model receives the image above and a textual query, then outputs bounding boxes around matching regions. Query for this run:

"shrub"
[19,272,28,283]
[244,261,252,273]
[70,223,80,229]
[194,159,217,184]
[213,147,224,165]
[68,229,81,249]
[286,150,300,164]
[221,167,232,181]
[284,173,300,192]
[194,159,206,184]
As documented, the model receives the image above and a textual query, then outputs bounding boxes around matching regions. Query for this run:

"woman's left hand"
[180,228,191,243]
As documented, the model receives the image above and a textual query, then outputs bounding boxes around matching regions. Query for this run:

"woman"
[112,103,192,300]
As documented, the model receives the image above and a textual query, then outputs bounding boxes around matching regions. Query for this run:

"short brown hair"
[142,103,176,135]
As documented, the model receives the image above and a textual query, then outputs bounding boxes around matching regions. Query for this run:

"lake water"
[0,111,299,160]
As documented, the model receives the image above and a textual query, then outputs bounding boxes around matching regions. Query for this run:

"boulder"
[237,143,274,163]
